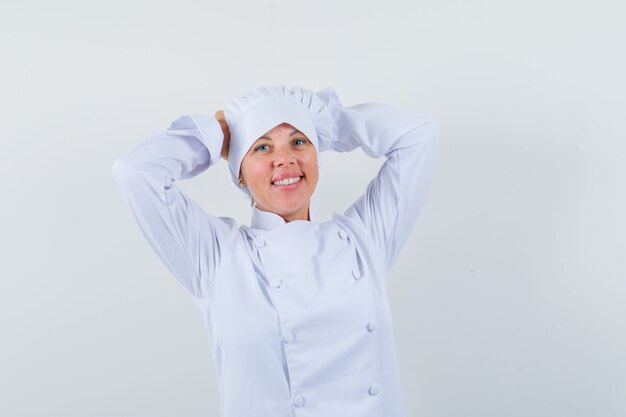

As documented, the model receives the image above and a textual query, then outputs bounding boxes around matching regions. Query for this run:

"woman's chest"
[208,221,384,349]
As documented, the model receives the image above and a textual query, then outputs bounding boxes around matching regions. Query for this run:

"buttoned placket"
[337,227,365,282]
[337,227,383,400]
[253,232,305,409]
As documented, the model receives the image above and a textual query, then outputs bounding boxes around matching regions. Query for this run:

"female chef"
[112,85,440,417]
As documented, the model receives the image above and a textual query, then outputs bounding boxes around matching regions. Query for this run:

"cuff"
[167,114,225,167]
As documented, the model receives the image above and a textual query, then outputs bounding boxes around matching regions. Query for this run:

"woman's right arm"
[111,114,239,299]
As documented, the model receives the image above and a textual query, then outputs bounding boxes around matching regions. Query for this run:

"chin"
[262,197,310,217]
[274,203,306,216]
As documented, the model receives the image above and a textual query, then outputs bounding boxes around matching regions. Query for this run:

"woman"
[112,85,440,417]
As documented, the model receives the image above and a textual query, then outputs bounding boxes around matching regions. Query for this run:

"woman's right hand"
[215,110,231,161]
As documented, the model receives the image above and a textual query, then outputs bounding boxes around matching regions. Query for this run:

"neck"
[256,202,310,223]
[281,204,310,223]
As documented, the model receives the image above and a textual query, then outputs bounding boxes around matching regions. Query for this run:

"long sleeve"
[316,88,440,275]
[111,114,239,299]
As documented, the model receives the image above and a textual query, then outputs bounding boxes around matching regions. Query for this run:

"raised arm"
[316,87,440,275]
[111,114,239,299]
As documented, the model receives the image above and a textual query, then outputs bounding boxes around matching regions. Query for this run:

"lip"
[271,173,303,183]
[271,176,304,191]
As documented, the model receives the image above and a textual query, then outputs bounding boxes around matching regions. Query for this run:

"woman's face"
[240,122,318,222]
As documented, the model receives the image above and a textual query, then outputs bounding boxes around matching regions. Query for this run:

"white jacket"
[112,91,440,417]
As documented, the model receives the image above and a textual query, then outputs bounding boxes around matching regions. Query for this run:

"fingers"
[215,110,230,160]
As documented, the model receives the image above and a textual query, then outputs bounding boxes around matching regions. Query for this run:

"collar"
[250,199,318,230]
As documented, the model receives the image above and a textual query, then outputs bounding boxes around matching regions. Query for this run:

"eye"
[293,138,308,146]
[254,144,270,152]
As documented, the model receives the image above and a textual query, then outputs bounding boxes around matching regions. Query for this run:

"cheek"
[241,159,270,190]
[241,158,260,178]
[305,151,318,170]
[303,154,319,183]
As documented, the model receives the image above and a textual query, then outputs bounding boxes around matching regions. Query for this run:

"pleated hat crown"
[224,85,334,197]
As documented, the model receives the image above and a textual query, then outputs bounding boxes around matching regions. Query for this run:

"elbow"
[420,111,440,132]
[111,157,139,187]
[418,113,440,149]
[111,159,121,179]
[111,158,124,182]
[426,114,441,146]
[409,112,440,148]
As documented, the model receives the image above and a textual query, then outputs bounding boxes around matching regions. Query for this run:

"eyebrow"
[258,129,302,141]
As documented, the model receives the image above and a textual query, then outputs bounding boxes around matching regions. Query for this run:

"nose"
[272,147,296,167]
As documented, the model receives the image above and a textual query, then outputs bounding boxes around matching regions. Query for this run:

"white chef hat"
[224,85,335,198]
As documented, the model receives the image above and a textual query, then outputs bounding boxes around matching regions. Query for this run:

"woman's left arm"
[317,88,440,274]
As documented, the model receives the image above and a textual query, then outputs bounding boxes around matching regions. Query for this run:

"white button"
[352,270,363,280]
[368,384,380,396]
[283,331,294,343]
[254,238,266,248]
[270,279,282,289]
[293,395,305,407]
[367,321,377,332]
[338,230,348,239]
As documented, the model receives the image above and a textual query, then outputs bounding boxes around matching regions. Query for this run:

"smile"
[272,176,302,186]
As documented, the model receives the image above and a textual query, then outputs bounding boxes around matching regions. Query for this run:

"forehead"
[259,122,301,138]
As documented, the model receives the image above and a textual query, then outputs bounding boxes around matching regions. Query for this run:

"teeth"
[273,176,301,186]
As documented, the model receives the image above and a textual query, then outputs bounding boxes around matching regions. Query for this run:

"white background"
[1,0,625,416]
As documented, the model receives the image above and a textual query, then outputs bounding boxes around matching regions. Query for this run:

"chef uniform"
[111,85,440,417]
